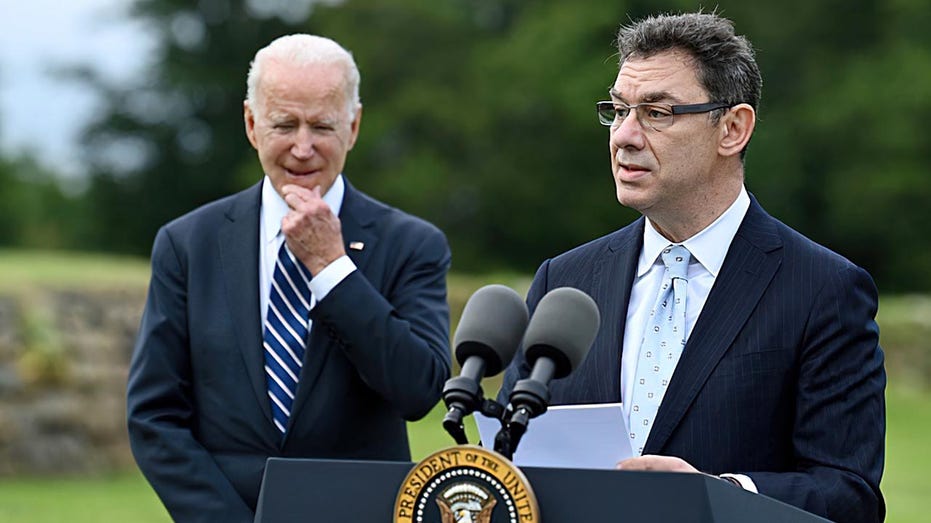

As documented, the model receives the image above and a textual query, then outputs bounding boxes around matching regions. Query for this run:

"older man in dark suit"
[500,13,885,523]
[127,34,451,522]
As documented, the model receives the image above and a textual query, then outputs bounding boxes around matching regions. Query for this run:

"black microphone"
[502,287,600,456]
[442,284,529,444]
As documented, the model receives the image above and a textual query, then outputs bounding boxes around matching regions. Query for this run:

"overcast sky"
[0,0,155,178]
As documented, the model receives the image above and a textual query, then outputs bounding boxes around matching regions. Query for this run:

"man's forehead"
[261,104,341,123]
[255,73,349,116]
[612,50,704,102]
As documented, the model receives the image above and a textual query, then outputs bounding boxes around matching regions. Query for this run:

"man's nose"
[291,126,315,159]
[610,109,646,150]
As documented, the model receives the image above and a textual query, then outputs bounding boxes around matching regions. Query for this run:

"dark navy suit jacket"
[127,180,451,522]
[500,197,885,523]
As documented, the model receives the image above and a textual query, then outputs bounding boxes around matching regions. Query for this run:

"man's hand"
[617,455,700,473]
[280,184,346,276]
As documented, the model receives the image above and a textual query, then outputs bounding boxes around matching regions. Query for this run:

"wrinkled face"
[244,59,361,197]
[609,50,722,218]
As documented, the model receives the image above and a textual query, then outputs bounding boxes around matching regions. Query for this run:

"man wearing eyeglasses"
[500,12,884,523]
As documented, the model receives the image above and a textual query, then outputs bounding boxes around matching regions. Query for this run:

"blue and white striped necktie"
[263,242,313,434]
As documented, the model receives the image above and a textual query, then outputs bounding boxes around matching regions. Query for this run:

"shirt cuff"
[720,473,758,493]
[308,255,356,303]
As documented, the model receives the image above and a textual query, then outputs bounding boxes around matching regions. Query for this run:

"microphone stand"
[442,380,482,444]
[442,357,556,459]
[441,374,507,445]
[442,359,510,444]
[494,358,554,460]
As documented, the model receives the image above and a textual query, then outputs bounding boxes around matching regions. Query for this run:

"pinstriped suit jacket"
[500,196,885,523]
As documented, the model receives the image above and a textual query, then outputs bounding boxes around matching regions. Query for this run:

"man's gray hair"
[246,34,361,120]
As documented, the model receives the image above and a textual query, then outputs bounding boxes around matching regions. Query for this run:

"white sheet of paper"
[475,403,633,469]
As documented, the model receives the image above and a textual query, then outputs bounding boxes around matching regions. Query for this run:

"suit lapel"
[644,199,783,454]
[590,221,643,401]
[336,180,379,273]
[287,181,378,428]
[217,182,273,424]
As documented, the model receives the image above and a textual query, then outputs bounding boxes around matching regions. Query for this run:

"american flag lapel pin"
[349,241,365,251]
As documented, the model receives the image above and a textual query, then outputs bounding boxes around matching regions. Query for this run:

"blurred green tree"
[75,0,303,254]
[0,153,86,250]
[734,0,931,290]
[68,0,930,290]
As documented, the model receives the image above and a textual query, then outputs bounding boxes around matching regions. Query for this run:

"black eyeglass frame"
[595,100,732,129]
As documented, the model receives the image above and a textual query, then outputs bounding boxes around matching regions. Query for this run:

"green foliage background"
[1,0,930,288]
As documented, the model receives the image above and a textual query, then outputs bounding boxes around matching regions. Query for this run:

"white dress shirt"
[620,186,757,491]
[259,174,357,326]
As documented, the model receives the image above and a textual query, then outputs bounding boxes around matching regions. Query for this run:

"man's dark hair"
[617,12,762,115]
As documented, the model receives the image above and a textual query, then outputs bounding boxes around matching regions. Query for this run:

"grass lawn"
[0,248,151,291]
[882,383,931,523]
[0,471,170,523]
[0,381,926,522]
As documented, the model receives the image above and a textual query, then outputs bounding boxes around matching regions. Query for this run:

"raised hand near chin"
[280,183,346,276]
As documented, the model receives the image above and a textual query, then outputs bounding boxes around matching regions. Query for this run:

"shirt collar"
[637,185,751,277]
[261,174,346,244]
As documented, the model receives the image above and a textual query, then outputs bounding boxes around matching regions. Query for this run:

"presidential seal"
[394,445,539,523]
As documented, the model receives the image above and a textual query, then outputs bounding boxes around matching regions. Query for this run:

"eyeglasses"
[596,101,731,131]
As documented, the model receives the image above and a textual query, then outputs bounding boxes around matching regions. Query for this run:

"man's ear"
[718,103,755,158]
[347,104,362,150]
[244,100,259,150]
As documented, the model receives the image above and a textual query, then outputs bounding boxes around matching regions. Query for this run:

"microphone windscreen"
[453,284,529,376]
[523,287,600,379]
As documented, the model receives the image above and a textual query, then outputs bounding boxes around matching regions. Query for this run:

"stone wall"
[0,287,145,476]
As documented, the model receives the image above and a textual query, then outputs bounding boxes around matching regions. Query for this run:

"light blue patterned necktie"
[629,244,691,456]
[263,243,313,434]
